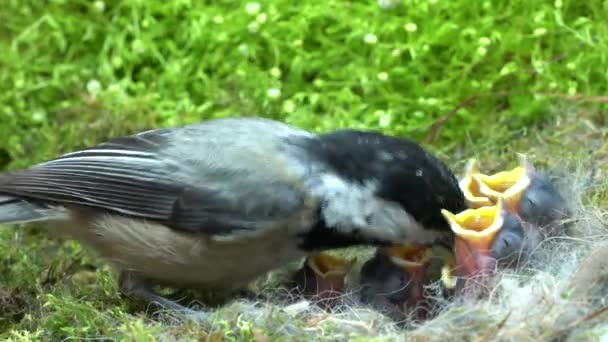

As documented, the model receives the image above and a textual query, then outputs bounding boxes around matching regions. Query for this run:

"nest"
[146,156,608,341]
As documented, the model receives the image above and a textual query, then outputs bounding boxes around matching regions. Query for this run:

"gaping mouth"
[460,155,534,213]
[441,198,506,285]
[292,252,356,303]
[307,253,355,278]
[441,154,559,295]
[381,244,434,312]
[382,244,433,272]
[459,159,494,209]
[442,197,504,250]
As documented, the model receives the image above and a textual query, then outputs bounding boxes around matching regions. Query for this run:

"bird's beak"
[382,244,432,274]
[474,154,534,214]
[459,159,495,209]
[382,244,433,307]
[303,253,355,296]
[441,198,507,287]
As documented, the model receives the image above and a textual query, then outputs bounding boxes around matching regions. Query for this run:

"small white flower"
[533,60,544,74]
[363,33,378,45]
[267,87,281,99]
[270,67,281,78]
[427,98,439,106]
[534,12,546,23]
[283,100,295,113]
[500,63,516,75]
[237,44,249,56]
[131,39,145,54]
[377,111,392,127]
[93,1,105,13]
[248,21,260,33]
[86,79,102,96]
[32,110,46,122]
[245,2,261,15]
[404,23,417,32]
[478,37,491,46]
[555,0,562,8]
[462,28,477,37]
[533,28,547,37]
[256,13,267,24]
[377,72,389,81]
[413,111,425,118]
[377,0,399,10]
[111,56,122,68]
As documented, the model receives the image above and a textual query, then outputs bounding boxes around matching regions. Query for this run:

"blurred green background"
[0,0,607,339]
[2,0,606,171]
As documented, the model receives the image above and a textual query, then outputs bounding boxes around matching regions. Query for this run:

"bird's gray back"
[0,117,319,236]
[161,117,314,187]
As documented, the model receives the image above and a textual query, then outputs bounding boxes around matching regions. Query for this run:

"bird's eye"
[491,218,525,264]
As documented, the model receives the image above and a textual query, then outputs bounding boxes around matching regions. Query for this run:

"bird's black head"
[295,129,466,250]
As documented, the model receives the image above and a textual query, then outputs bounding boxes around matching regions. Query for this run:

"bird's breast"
[53,212,308,291]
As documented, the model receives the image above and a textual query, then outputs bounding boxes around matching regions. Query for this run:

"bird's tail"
[0,195,65,225]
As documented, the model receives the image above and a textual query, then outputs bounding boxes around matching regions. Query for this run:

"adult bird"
[0,117,466,313]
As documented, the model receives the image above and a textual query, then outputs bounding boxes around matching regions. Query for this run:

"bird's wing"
[0,118,315,236]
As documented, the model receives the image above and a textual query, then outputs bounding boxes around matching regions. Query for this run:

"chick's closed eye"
[490,215,526,266]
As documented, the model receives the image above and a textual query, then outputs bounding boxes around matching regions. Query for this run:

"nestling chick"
[468,155,567,229]
[442,198,530,295]
[0,117,465,314]
[444,155,568,295]
[359,244,433,321]
[290,253,355,309]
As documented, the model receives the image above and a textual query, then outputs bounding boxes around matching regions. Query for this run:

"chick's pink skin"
[454,237,498,285]
[442,202,506,296]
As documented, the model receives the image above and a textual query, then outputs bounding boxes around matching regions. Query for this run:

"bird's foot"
[118,271,210,322]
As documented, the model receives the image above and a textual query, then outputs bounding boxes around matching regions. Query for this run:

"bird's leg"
[118,271,208,319]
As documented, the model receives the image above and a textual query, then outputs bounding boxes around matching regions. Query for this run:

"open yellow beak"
[296,253,356,298]
[381,244,434,310]
[441,198,506,281]
[382,244,433,273]
[307,253,356,279]
[473,154,534,213]
[442,197,505,250]
[459,159,494,209]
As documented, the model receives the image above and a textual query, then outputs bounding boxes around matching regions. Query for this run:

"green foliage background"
[0,0,607,339]
[2,0,606,170]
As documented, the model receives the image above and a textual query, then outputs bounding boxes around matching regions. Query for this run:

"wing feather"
[0,124,308,235]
